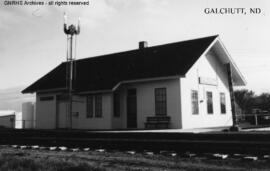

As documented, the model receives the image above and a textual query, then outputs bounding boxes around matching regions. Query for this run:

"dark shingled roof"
[22,35,218,94]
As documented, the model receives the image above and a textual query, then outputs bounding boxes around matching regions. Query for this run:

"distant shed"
[0,111,15,128]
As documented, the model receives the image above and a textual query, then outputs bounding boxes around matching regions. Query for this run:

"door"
[127,89,137,128]
[56,95,68,129]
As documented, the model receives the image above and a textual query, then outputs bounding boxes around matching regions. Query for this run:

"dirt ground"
[0,146,270,171]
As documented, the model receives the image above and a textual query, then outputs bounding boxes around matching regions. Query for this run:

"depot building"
[22,35,246,130]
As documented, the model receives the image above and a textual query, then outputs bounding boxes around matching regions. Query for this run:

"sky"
[0,0,270,94]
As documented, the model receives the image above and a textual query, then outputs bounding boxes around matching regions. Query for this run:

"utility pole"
[226,63,239,131]
[63,13,80,129]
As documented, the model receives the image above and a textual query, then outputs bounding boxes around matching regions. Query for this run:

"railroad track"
[0,129,270,155]
[0,144,265,162]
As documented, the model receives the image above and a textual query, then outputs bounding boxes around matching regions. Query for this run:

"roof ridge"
[22,35,219,93]
[72,35,219,63]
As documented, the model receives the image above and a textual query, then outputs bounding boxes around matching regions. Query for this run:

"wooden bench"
[145,116,171,129]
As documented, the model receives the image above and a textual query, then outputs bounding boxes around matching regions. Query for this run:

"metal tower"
[63,13,80,129]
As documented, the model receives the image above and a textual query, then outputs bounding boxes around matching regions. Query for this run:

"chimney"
[139,41,148,49]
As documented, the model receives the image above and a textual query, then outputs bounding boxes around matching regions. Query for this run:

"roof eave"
[215,37,247,86]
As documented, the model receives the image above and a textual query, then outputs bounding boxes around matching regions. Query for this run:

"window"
[86,96,94,118]
[155,88,167,116]
[40,96,54,101]
[86,95,103,118]
[191,90,199,114]
[113,91,120,117]
[220,93,226,114]
[95,95,102,118]
[207,91,213,114]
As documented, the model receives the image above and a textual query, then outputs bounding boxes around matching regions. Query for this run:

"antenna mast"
[63,13,80,129]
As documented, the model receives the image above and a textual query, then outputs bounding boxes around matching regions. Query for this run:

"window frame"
[206,91,214,114]
[220,92,226,114]
[191,90,199,115]
[40,96,54,101]
[86,94,103,118]
[113,91,121,118]
[95,94,102,118]
[86,95,94,118]
[155,88,167,116]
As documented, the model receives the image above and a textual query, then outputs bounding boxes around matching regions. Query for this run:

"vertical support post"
[226,63,239,131]
[68,35,73,129]
[254,114,258,126]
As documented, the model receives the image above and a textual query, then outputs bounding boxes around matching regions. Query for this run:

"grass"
[0,147,270,171]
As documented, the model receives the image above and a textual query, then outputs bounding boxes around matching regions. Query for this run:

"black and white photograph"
[0,0,270,170]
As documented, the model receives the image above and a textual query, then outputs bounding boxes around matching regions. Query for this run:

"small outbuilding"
[0,110,15,128]
[22,35,246,130]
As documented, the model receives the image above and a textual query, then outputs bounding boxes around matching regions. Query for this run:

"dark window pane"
[40,96,54,101]
[220,93,226,114]
[95,95,102,118]
[86,96,93,118]
[114,91,120,117]
[191,90,199,114]
[155,88,167,115]
[207,91,213,114]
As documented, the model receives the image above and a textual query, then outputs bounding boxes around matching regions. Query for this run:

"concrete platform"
[242,127,270,132]
[94,127,229,133]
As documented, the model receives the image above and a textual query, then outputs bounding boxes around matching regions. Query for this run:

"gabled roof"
[0,110,15,117]
[22,35,244,94]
